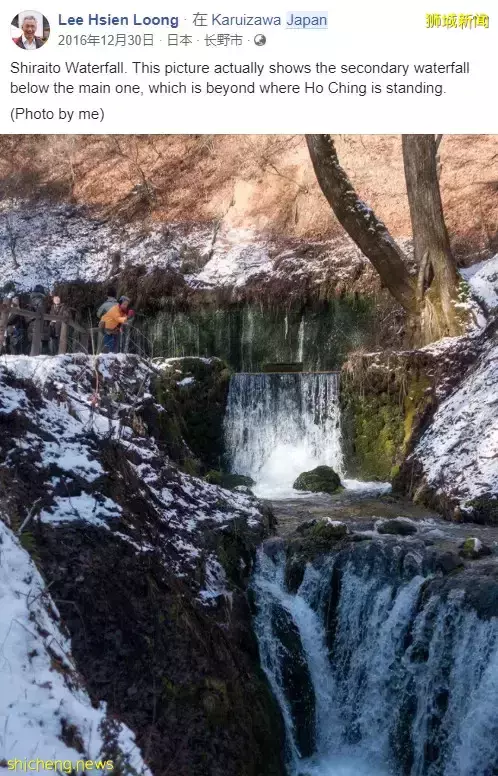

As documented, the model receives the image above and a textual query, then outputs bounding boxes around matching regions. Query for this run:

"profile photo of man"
[12,11,49,49]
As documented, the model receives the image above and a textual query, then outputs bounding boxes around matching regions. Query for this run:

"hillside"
[1,134,497,261]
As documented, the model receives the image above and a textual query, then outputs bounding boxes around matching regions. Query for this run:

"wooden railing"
[0,301,90,357]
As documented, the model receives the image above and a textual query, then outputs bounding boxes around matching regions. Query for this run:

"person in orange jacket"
[100,296,134,353]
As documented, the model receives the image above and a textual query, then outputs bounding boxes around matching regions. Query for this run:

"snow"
[413,337,498,510]
[39,494,122,529]
[191,228,273,288]
[177,376,195,387]
[0,354,267,595]
[0,521,149,775]
[0,381,24,414]
[461,254,498,313]
[0,200,379,300]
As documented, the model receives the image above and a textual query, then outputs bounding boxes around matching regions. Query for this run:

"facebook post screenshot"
[0,1,497,776]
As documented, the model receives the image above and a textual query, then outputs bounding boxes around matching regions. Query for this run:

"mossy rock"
[205,470,255,491]
[341,367,432,482]
[309,519,348,541]
[460,537,492,560]
[465,495,498,525]
[293,466,342,494]
[154,358,231,471]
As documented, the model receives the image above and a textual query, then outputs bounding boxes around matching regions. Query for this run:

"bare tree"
[402,134,461,340]
[5,215,20,269]
[305,134,463,343]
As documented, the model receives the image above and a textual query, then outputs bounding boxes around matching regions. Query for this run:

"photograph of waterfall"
[1,134,497,776]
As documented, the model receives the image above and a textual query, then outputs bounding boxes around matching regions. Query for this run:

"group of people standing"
[2,285,135,356]
[2,287,69,356]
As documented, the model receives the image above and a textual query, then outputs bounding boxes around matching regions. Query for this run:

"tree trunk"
[402,135,462,341]
[305,135,417,314]
[306,134,466,345]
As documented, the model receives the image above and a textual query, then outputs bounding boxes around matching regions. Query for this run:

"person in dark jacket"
[26,286,48,350]
[48,295,70,355]
[5,296,27,355]
[97,287,118,320]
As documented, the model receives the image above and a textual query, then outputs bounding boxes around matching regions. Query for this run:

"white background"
[1,0,497,133]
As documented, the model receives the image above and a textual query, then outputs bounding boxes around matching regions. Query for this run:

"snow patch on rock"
[0,521,149,775]
[413,337,498,511]
[461,254,498,314]
[0,354,267,602]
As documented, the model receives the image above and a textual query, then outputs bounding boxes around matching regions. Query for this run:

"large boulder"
[293,465,342,494]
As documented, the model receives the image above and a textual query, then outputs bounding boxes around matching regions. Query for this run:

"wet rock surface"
[377,517,418,536]
[269,490,498,623]
[271,604,316,758]
[293,465,342,494]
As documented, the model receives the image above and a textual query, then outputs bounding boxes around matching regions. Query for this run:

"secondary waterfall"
[224,373,343,498]
[253,547,498,776]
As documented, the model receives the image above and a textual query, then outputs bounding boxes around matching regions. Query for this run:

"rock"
[293,466,342,494]
[262,537,285,560]
[310,519,348,540]
[285,558,306,593]
[459,537,493,560]
[295,519,317,535]
[271,603,315,758]
[435,550,464,574]
[205,471,255,490]
[233,485,253,495]
[377,517,418,536]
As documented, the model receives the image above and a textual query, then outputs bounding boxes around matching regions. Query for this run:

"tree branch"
[305,134,417,313]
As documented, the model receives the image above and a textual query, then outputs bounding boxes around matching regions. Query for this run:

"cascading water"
[252,546,498,776]
[224,373,343,498]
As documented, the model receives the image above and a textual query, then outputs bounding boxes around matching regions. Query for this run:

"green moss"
[309,520,347,541]
[181,457,201,476]
[465,495,498,525]
[154,358,231,470]
[293,466,342,494]
[342,372,431,482]
[205,470,254,490]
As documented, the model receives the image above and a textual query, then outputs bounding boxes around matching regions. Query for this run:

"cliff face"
[0,355,285,776]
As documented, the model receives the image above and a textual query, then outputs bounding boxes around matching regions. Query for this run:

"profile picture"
[11,10,49,49]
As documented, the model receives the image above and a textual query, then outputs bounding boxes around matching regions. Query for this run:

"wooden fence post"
[58,321,69,354]
[0,303,11,352]
[30,309,43,357]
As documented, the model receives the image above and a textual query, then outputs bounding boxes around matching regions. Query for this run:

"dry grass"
[0,134,497,261]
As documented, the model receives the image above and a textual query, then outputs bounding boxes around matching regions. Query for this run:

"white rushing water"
[252,549,498,776]
[224,372,388,498]
[224,373,343,498]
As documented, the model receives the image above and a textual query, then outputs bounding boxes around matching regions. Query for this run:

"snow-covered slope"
[0,200,380,299]
[0,520,149,774]
[461,253,498,314]
[410,334,498,519]
[0,354,266,594]
[0,354,278,776]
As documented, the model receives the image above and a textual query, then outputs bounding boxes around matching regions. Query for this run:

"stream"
[224,371,498,776]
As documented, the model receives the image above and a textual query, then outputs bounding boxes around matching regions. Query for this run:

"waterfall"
[252,547,498,776]
[297,317,305,363]
[224,372,343,498]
